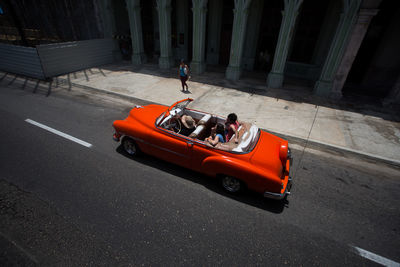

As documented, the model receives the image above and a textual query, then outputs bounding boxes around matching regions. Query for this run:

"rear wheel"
[122,137,139,156]
[221,176,243,193]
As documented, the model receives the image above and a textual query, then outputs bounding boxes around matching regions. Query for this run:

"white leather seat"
[232,125,258,152]
[189,114,212,138]
[197,114,211,125]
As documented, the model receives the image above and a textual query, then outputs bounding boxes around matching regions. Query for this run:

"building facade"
[1,0,398,103]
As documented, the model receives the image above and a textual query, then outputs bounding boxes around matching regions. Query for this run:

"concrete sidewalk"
[54,62,399,166]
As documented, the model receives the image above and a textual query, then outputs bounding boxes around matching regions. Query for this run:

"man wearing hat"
[180,115,196,136]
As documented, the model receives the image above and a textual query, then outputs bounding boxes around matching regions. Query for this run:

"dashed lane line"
[25,119,92,148]
[353,246,400,267]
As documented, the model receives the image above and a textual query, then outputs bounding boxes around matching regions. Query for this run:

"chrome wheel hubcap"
[222,176,241,192]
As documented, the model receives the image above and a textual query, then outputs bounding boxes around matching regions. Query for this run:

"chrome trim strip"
[263,189,287,200]
[127,135,189,159]
[288,147,293,166]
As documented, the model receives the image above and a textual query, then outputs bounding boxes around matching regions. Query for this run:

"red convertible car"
[113,98,292,200]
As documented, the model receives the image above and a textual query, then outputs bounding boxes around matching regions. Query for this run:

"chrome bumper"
[264,176,292,200]
[288,148,293,166]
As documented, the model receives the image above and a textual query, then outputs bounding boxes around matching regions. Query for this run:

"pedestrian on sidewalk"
[178,60,189,92]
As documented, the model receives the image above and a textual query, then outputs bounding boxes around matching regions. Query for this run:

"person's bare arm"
[207,135,220,146]
[231,124,239,143]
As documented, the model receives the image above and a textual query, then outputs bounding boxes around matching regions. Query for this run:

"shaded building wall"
[360,2,400,96]
[4,0,398,100]
[344,0,400,97]
[0,0,103,46]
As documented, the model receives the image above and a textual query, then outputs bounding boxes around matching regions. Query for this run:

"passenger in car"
[205,123,225,146]
[225,113,240,143]
[180,115,196,136]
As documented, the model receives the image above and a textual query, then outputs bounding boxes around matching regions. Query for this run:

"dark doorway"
[288,0,329,64]
[187,0,193,63]
[171,0,178,61]
[218,0,234,66]
[254,0,284,72]
[113,0,131,60]
[141,0,155,61]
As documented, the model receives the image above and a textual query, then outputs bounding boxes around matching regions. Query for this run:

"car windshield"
[156,111,168,125]
[169,98,192,114]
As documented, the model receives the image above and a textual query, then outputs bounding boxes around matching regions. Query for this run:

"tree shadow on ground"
[115,145,289,214]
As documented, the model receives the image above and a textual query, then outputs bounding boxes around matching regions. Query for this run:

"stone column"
[156,0,173,69]
[313,0,362,97]
[266,0,303,88]
[242,0,264,71]
[98,0,121,61]
[176,0,188,61]
[331,8,379,98]
[191,0,208,74]
[226,0,253,80]
[126,0,146,65]
[206,0,223,65]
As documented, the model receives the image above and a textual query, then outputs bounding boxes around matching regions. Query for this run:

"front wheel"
[122,137,140,156]
[221,176,243,193]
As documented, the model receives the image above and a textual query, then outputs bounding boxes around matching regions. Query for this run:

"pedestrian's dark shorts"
[180,75,188,83]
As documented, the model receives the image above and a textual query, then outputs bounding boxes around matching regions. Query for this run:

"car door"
[190,140,223,174]
[149,127,193,168]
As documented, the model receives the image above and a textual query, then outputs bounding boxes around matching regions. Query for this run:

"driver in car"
[180,115,196,136]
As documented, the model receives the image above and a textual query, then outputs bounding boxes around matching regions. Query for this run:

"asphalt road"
[0,80,399,266]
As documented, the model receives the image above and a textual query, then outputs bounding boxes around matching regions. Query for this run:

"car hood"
[250,130,284,177]
[126,104,167,127]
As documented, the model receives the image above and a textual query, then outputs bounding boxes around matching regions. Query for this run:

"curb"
[61,78,400,168]
[264,129,400,168]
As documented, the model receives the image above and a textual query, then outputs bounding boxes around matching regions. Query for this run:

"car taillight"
[113,132,121,142]
[279,143,288,163]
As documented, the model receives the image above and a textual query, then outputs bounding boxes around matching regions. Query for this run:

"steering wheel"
[168,117,182,133]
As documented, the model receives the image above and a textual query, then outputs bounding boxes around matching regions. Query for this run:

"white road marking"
[25,119,92,148]
[353,246,400,267]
